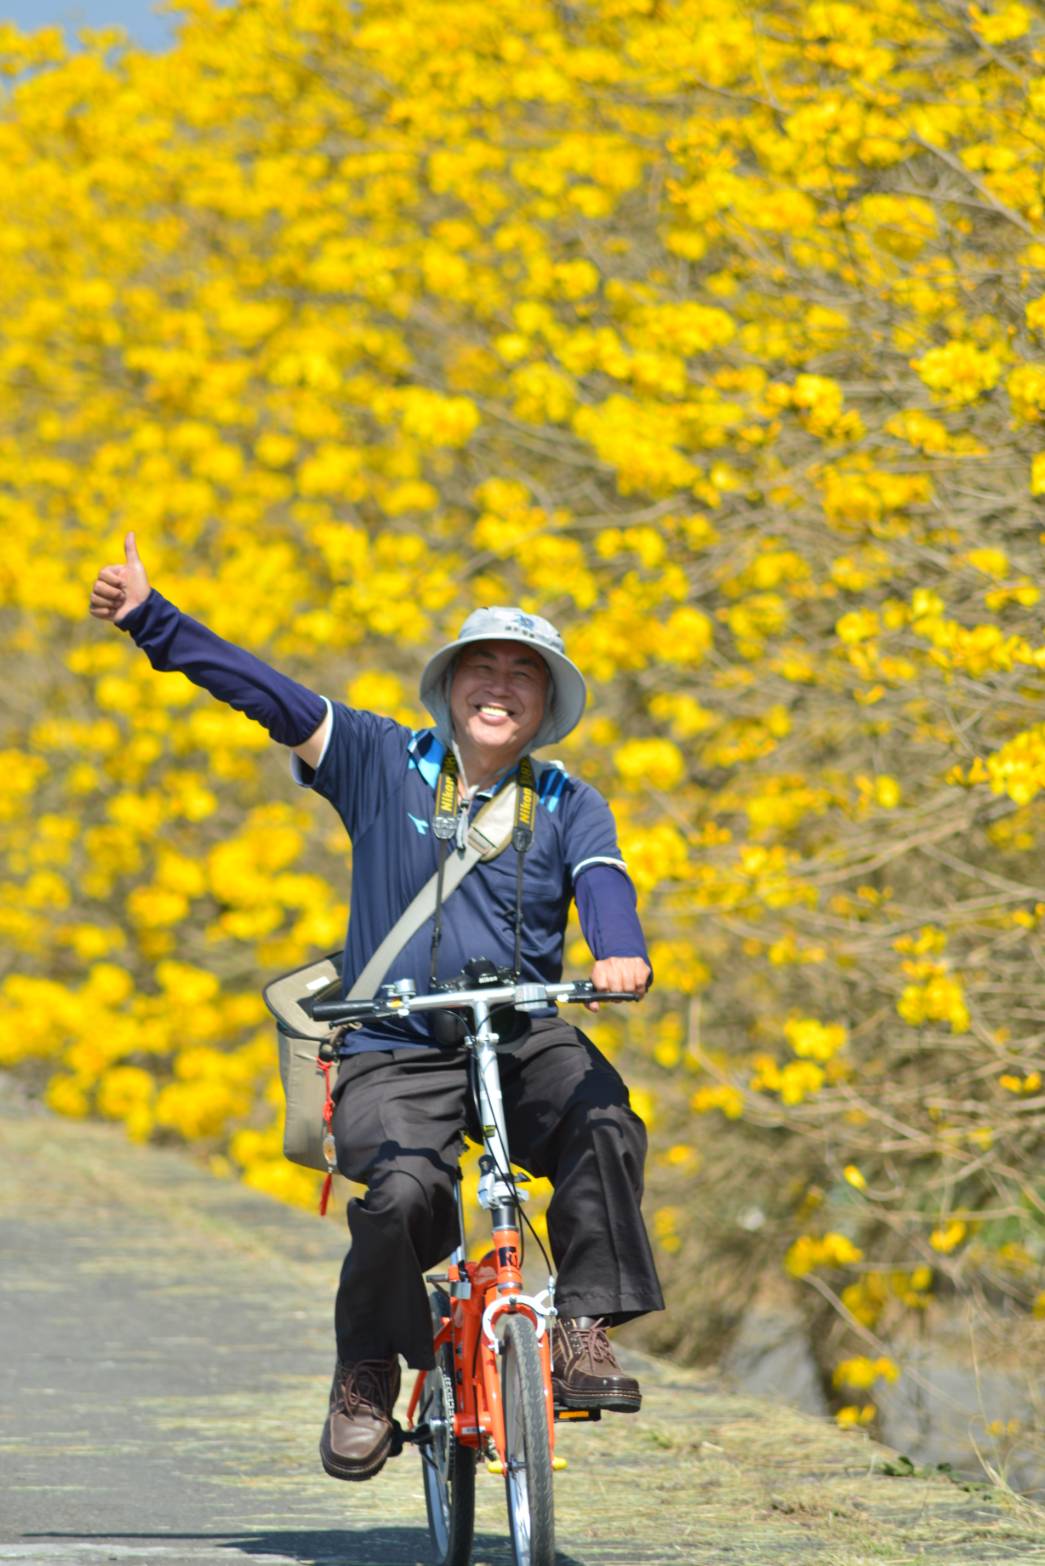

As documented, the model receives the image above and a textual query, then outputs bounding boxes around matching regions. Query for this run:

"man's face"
[449,639,550,761]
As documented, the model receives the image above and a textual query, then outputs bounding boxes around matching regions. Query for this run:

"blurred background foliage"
[1,0,1044,1459]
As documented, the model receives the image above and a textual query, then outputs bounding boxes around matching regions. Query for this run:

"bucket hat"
[419,606,587,750]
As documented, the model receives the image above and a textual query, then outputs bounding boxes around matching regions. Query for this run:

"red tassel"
[317,1055,337,1217]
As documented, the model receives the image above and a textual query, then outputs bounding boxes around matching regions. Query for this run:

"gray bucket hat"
[419,606,587,750]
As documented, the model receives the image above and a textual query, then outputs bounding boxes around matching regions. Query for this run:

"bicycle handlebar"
[311,978,640,1026]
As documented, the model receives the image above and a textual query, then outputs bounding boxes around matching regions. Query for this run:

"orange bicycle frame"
[405,994,556,1466]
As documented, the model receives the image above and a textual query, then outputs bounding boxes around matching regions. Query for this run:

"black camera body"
[430,958,532,1048]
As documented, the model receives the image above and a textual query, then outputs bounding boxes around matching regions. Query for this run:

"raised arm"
[89,532,330,762]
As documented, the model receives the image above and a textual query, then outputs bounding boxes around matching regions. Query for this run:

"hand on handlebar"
[586,956,651,1011]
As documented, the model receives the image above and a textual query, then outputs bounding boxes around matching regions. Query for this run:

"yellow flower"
[836,609,880,644]
[786,1231,864,1277]
[836,1404,876,1427]
[929,1219,967,1253]
[912,341,1003,406]
[968,2,1031,44]
[999,1071,1041,1094]
[897,968,971,1033]
[96,1066,155,1122]
[1008,364,1045,423]
[614,738,687,792]
[690,1083,745,1119]
[777,1060,824,1104]
[874,775,901,809]
[966,547,1010,578]
[45,1076,91,1119]
[652,1205,683,1253]
[85,963,134,1006]
[156,960,221,1007]
[833,1355,899,1390]
[127,886,190,929]
[784,1017,847,1062]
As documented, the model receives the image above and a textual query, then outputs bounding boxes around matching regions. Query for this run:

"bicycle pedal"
[389,1419,430,1457]
[554,1407,601,1422]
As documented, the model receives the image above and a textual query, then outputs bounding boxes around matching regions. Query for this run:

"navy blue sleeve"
[575,863,651,972]
[118,590,326,747]
[560,777,627,881]
[560,777,651,971]
[291,701,413,842]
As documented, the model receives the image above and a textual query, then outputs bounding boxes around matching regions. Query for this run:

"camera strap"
[429,752,536,983]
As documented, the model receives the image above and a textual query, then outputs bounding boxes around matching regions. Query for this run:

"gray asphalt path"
[3,1076,1044,1566]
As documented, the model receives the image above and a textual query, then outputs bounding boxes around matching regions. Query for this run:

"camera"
[430,958,532,1048]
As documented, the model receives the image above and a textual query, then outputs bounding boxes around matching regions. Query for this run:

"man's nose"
[482,664,513,693]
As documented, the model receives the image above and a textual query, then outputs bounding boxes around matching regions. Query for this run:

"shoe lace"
[337,1358,395,1417]
[566,1318,615,1366]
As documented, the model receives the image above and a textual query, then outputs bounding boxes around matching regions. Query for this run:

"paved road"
[3,1077,1044,1565]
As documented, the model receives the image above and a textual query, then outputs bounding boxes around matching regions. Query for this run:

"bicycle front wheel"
[500,1313,555,1566]
[419,1290,475,1566]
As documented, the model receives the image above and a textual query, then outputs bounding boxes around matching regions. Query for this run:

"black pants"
[330,1017,664,1369]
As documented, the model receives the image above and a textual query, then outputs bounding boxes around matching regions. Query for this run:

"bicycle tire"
[419,1289,475,1566]
[500,1313,555,1566]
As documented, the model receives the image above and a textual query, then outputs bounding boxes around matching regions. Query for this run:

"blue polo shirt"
[292,701,628,1050]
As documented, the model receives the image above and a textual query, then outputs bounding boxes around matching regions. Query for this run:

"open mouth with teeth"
[475,703,514,719]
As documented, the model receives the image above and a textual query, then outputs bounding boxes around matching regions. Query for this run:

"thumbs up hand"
[89,532,151,624]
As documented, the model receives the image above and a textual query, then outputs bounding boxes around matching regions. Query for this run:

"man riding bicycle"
[90,533,665,1483]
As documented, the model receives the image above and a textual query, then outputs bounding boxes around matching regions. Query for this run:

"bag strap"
[346,772,523,1001]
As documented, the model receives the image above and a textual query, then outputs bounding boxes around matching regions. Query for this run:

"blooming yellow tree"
[1,0,1043,1437]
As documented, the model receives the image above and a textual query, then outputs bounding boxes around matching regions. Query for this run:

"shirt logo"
[407,812,429,836]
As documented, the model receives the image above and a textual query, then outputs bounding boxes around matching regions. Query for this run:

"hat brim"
[419,628,587,750]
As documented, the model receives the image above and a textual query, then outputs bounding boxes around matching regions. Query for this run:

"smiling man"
[90,539,664,1485]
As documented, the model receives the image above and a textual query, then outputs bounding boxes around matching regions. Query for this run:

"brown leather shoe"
[320,1356,401,1481]
[552,1316,641,1414]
